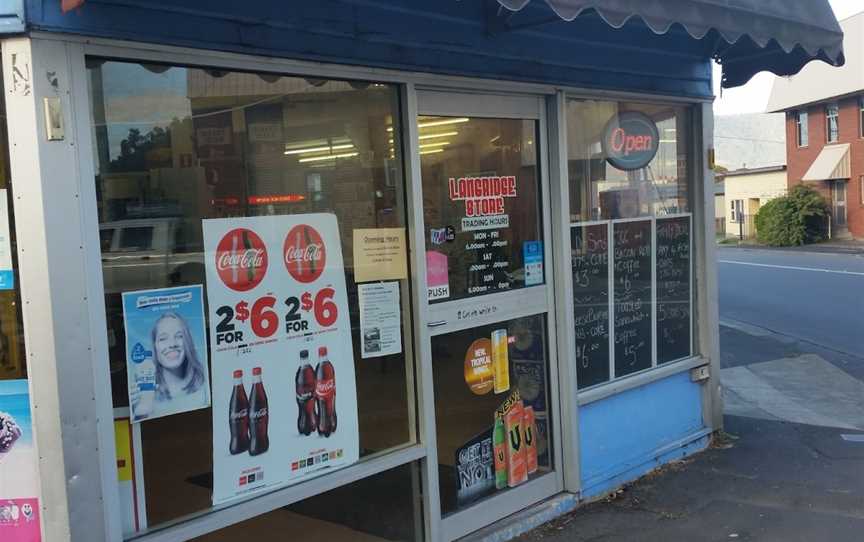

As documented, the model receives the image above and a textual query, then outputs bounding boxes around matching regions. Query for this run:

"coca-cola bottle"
[249,367,269,456]
[295,350,317,436]
[315,346,337,437]
[229,370,250,455]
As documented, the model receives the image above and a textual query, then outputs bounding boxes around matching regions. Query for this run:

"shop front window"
[567,100,694,389]
[88,60,415,533]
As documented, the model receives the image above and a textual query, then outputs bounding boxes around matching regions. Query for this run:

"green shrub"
[754,185,830,246]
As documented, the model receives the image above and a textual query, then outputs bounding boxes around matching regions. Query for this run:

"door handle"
[427,320,447,328]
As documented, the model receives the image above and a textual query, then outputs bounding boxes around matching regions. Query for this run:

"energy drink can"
[523,406,538,474]
[492,329,510,394]
[504,400,527,487]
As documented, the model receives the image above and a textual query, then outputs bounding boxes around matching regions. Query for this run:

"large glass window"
[88,60,415,531]
[432,314,553,515]
[192,462,423,541]
[0,75,26,383]
[420,116,543,303]
[567,100,694,389]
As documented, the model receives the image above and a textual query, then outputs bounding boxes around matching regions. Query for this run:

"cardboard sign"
[352,228,407,283]
[204,214,359,505]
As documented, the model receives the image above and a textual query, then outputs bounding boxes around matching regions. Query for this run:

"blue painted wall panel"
[22,0,713,97]
[0,0,24,33]
[580,371,707,497]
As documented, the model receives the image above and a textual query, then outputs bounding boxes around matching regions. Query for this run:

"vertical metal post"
[1,37,120,542]
[547,91,581,495]
[695,102,723,431]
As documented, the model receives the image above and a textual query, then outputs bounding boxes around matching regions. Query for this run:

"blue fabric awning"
[495,0,845,88]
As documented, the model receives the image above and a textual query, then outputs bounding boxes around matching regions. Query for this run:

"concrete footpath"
[515,319,864,542]
[515,416,864,542]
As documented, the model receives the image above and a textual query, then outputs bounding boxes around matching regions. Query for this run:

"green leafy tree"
[755,185,830,246]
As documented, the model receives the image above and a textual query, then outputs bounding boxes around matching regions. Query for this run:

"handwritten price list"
[656,216,691,363]
[571,224,611,388]
[612,220,652,377]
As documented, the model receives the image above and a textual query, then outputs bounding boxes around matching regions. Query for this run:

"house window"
[826,103,839,143]
[859,96,864,138]
[796,110,808,147]
[860,175,864,205]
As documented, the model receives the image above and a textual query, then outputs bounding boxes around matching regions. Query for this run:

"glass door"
[415,91,561,540]
[832,180,847,227]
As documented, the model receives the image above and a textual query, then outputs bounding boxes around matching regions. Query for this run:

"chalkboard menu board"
[656,216,691,363]
[572,224,610,388]
[613,220,652,377]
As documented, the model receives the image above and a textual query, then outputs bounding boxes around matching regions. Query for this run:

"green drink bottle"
[493,416,507,490]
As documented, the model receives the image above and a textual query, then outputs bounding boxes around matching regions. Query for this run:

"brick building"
[767,12,864,239]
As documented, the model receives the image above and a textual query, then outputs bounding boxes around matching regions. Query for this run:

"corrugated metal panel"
[23,0,712,97]
[0,0,24,33]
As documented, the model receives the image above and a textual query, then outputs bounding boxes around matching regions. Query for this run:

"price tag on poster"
[203,214,359,505]
[0,380,42,542]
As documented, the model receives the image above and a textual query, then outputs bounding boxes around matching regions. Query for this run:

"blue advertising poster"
[122,286,210,423]
[0,379,42,541]
[523,241,543,286]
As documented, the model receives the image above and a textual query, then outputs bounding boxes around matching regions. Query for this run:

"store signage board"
[571,224,611,388]
[601,112,660,171]
[0,379,42,542]
[122,285,211,423]
[203,214,359,505]
[0,190,15,290]
[352,228,408,283]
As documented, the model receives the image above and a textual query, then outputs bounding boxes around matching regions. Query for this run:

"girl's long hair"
[151,312,206,401]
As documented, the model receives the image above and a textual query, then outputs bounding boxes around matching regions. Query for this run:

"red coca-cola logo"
[315,380,335,399]
[284,225,326,283]
[215,228,268,291]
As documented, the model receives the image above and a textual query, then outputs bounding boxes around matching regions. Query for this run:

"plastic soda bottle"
[492,329,510,393]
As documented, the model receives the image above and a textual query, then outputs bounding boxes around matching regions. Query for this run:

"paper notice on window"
[352,228,408,283]
[359,282,402,359]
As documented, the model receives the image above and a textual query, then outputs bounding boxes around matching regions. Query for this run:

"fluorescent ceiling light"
[420,148,444,155]
[298,151,359,163]
[285,143,354,156]
[388,118,469,132]
[419,141,450,148]
[420,131,458,140]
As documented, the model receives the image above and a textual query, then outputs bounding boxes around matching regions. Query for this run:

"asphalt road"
[717,247,864,357]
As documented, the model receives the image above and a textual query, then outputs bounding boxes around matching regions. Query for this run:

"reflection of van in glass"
[100,218,205,293]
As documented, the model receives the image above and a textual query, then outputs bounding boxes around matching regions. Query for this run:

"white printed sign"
[359,282,402,358]
[204,214,359,505]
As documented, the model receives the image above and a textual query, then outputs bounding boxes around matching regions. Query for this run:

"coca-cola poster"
[0,380,42,542]
[203,214,359,505]
[121,286,211,423]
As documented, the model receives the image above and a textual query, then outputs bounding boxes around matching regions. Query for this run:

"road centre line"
[718,260,864,276]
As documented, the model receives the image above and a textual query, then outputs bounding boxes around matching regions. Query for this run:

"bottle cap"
[318,346,327,357]
[252,367,262,376]
[233,369,243,378]
[300,349,309,360]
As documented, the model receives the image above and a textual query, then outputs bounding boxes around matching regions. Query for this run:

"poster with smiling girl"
[122,285,210,423]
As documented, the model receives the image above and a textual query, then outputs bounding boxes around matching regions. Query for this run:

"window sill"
[576,356,708,406]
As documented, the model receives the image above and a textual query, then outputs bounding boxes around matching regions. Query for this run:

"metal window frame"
[413,89,566,541]
[1,32,716,542]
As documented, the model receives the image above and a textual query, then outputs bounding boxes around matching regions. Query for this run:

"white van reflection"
[100,218,205,294]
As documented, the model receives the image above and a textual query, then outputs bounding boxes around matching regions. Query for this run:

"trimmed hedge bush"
[754,185,830,246]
